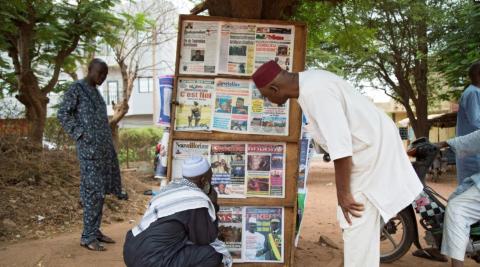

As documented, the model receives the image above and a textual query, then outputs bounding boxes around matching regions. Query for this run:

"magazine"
[249,84,289,136]
[175,78,215,131]
[218,206,244,262]
[211,143,247,198]
[243,207,284,263]
[246,143,285,198]
[156,75,173,127]
[171,141,210,180]
[180,21,220,75]
[212,79,251,134]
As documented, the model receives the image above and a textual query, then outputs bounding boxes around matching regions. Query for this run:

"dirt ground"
[0,159,477,266]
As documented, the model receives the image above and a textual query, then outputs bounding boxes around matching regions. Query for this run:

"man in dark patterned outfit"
[58,58,127,251]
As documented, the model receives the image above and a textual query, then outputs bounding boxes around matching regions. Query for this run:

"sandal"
[80,240,106,251]
[97,233,115,244]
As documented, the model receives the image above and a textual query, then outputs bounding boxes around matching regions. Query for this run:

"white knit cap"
[182,156,210,178]
[248,217,257,224]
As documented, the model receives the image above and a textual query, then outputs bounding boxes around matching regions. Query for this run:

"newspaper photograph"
[254,25,295,72]
[218,23,256,75]
[171,141,210,180]
[243,207,284,263]
[180,21,220,75]
[210,143,247,198]
[175,78,214,131]
[249,84,289,136]
[246,143,285,198]
[212,79,251,134]
[218,206,244,262]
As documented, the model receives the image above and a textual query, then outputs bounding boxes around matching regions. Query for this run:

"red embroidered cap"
[252,60,282,88]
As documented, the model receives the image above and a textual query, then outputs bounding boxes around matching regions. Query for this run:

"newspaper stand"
[167,15,307,266]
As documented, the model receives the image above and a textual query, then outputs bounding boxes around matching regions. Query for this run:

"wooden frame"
[167,15,307,267]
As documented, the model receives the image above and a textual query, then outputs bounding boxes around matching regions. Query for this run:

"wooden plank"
[173,131,299,143]
[218,198,294,207]
[179,14,306,27]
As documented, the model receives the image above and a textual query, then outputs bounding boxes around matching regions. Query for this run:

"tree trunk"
[110,123,119,150]
[15,70,49,148]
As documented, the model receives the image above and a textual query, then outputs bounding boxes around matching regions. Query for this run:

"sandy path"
[0,159,476,266]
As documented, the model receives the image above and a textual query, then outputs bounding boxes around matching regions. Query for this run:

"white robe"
[297,69,423,221]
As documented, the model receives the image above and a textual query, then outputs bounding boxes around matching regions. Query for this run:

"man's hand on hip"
[333,156,364,225]
[337,191,364,225]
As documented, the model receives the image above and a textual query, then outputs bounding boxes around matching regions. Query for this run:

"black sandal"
[81,240,107,251]
[97,233,115,244]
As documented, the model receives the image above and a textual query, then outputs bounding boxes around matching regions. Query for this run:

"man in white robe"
[252,60,423,267]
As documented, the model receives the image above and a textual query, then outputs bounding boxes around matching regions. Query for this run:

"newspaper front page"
[175,78,215,131]
[180,21,220,75]
[243,207,284,263]
[211,143,247,198]
[249,84,289,135]
[212,79,251,134]
[246,143,285,198]
[218,206,244,262]
[171,141,210,180]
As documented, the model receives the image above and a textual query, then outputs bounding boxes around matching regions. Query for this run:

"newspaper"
[249,84,289,136]
[295,189,308,246]
[218,23,256,75]
[246,143,285,198]
[180,21,220,75]
[212,79,251,134]
[171,141,210,180]
[243,207,284,263]
[218,206,244,262]
[297,137,311,191]
[175,78,215,131]
[255,25,295,72]
[211,143,247,198]
[156,75,173,127]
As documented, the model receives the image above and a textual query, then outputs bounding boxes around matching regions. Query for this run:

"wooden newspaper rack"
[167,15,306,267]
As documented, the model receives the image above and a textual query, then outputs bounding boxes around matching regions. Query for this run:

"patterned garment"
[58,79,122,244]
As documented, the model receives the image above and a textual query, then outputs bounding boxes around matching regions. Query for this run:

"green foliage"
[43,117,75,149]
[118,127,163,165]
[435,2,480,89]
[0,0,121,94]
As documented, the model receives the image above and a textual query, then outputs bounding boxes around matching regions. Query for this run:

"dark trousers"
[79,160,107,244]
[124,231,222,267]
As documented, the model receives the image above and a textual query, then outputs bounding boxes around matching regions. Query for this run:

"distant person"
[123,157,232,267]
[455,61,480,183]
[191,50,204,61]
[437,129,480,267]
[252,60,422,267]
[57,58,128,252]
[188,101,201,127]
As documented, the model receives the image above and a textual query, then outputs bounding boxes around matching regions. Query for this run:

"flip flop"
[412,248,448,262]
[97,234,116,244]
[80,240,106,251]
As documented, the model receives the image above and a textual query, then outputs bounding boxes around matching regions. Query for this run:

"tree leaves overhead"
[0,0,120,95]
[435,1,480,89]
[293,0,468,137]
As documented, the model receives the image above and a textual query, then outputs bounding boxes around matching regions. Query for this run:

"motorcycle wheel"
[380,208,416,263]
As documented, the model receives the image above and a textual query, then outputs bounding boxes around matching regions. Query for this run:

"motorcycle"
[379,137,480,263]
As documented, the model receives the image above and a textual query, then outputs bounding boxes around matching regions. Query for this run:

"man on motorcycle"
[252,60,424,267]
[438,129,480,267]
